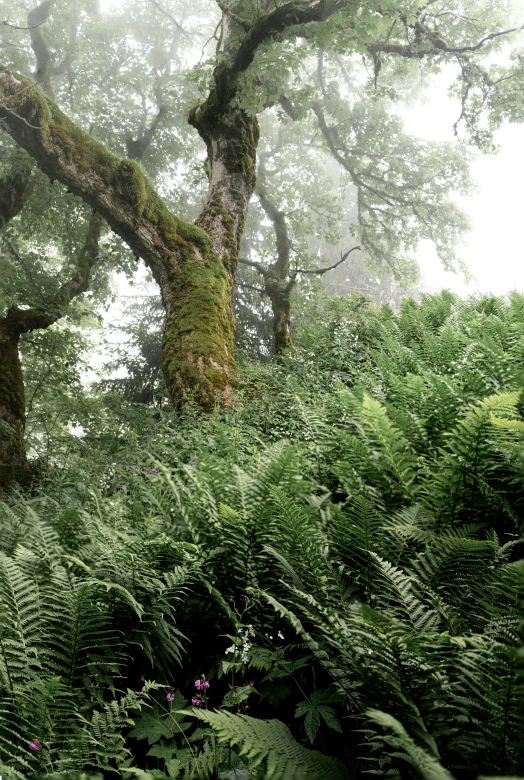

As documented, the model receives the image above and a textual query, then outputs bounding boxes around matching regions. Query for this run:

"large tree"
[0,0,522,415]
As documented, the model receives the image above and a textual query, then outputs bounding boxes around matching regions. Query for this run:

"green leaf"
[128,708,188,745]
[166,759,182,778]
[147,740,177,761]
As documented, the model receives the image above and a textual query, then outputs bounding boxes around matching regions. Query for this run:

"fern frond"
[366,709,455,780]
[191,709,350,779]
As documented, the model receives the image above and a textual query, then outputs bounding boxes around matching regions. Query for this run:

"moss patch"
[162,249,237,409]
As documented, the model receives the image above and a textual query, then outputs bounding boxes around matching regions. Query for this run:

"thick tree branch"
[193,0,346,122]
[0,70,211,294]
[4,211,103,335]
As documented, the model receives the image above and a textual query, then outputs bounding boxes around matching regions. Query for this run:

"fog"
[401,70,524,296]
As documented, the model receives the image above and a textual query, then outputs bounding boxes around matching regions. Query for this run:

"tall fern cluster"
[0,292,522,778]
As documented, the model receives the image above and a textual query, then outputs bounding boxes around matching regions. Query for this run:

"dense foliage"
[0,291,522,778]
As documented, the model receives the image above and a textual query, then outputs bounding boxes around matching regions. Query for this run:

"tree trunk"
[265,270,293,353]
[0,321,31,490]
[186,105,259,406]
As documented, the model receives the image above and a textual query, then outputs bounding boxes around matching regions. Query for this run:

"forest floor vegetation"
[0,291,523,779]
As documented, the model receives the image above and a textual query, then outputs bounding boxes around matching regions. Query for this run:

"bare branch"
[368,21,524,59]
[238,257,267,275]
[4,211,103,335]
[294,245,361,275]
[237,280,265,294]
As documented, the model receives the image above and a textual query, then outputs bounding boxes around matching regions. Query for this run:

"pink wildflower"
[166,692,175,702]
[28,740,39,751]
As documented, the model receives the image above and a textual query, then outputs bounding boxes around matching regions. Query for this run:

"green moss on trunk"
[162,244,236,409]
[0,324,31,490]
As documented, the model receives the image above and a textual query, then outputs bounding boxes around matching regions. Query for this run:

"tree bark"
[0,320,31,490]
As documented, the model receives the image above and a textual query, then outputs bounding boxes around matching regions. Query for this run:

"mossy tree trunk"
[0,1,345,408]
[0,320,31,489]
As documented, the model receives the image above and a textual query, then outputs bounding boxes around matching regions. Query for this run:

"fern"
[191,709,350,779]
[366,709,455,780]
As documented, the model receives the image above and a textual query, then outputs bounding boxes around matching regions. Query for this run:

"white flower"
[278,631,284,640]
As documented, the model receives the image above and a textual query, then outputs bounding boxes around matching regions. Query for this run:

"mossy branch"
[0,69,210,288]
[191,0,345,125]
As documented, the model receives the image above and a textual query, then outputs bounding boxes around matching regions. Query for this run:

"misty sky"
[98,0,524,298]
[401,72,524,297]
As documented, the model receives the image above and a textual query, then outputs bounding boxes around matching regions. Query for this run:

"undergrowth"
[1,291,523,778]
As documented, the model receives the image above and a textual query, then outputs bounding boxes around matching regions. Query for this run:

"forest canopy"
[0,0,523,778]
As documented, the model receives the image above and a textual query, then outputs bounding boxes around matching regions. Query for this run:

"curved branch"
[5,211,103,335]
[255,155,291,279]
[294,244,361,275]
[0,70,211,292]
[193,0,346,122]
[367,21,524,60]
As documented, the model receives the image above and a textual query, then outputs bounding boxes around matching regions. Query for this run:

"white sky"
[401,76,524,297]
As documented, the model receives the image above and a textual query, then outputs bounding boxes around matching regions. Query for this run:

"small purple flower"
[28,740,39,751]
[191,697,201,706]
[195,678,210,690]
[248,680,255,687]
[244,704,250,711]
[166,692,175,702]
[140,676,145,682]
[131,465,139,472]
[153,467,160,473]
[139,698,145,703]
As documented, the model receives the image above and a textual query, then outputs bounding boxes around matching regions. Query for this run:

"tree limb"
[367,21,524,60]
[255,155,291,279]
[193,0,346,122]
[293,245,360,275]
[0,70,211,294]
[238,257,267,275]
[4,211,103,335]
[125,103,167,161]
